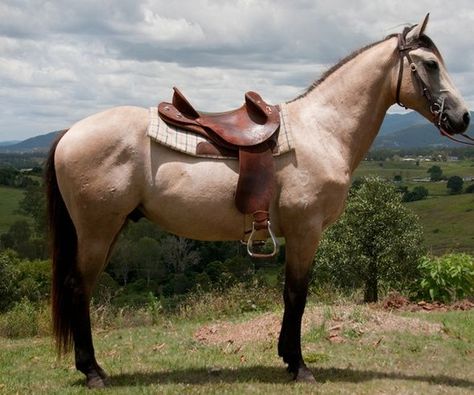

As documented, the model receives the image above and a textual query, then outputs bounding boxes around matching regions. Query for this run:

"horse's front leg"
[278,234,319,382]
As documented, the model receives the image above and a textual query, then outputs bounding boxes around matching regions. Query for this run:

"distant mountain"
[0,141,20,147]
[0,131,59,153]
[374,111,474,149]
[379,111,429,136]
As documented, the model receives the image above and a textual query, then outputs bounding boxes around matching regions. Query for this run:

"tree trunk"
[364,259,378,303]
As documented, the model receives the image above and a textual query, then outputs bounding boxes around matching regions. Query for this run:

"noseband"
[396,28,474,145]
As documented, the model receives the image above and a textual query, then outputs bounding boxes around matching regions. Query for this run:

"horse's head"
[395,14,470,137]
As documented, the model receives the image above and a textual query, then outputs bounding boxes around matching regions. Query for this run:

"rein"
[395,29,474,146]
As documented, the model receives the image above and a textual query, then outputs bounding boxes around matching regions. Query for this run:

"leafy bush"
[314,177,425,302]
[16,259,51,302]
[402,186,429,202]
[0,298,49,338]
[447,176,464,194]
[0,250,20,312]
[418,253,474,302]
[0,251,51,311]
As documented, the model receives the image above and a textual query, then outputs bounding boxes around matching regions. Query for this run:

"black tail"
[45,129,77,354]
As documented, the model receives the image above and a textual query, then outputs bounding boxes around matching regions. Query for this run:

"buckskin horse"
[46,15,470,387]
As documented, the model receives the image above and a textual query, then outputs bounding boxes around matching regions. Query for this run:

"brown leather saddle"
[158,87,281,258]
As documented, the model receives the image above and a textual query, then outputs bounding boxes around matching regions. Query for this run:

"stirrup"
[246,220,279,258]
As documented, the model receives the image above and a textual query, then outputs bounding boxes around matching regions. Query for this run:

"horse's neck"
[289,37,398,172]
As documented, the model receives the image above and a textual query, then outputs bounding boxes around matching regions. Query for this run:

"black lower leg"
[69,274,107,387]
[278,275,311,378]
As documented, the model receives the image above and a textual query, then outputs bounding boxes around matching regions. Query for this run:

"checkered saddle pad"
[147,102,295,159]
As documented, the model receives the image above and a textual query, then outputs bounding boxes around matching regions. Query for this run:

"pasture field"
[409,194,474,255]
[0,303,472,394]
[0,186,29,234]
[355,159,474,181]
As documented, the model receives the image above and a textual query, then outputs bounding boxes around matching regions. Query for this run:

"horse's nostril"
[463,112,471,126]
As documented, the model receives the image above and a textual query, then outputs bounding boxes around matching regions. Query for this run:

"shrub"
[402,186,429,202]
[0,298,46,338]
[314,177,425,302]
[16,259,51,302]
[465,183,474,193]
[0,250,20,312]
[418,253,474,303]
[447,176,464,194]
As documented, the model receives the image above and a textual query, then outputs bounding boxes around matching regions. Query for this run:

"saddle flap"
[235,142,275,214]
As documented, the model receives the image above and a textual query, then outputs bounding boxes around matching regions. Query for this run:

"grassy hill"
[0,131,58,153]
[0,186,29,234]
[408,194,474,255]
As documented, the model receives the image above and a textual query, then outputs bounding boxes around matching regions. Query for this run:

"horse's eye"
[424,60,439,71]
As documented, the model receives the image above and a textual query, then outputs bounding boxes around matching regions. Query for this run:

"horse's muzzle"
[441,110,470,135]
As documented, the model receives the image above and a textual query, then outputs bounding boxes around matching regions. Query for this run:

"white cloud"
[0,0,473,140]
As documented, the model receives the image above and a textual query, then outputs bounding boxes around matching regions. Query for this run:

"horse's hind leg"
[71,218,125,388]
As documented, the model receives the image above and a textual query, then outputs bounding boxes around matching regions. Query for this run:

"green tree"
[135,236,163,286]
[314,177,424,303]
[0,250,20,312]
[402,186,429,202]
[109,238,136,285]
[427,165,443,181]
[447,176,464,194]
[160,236,200,274]
[17,184,47,235]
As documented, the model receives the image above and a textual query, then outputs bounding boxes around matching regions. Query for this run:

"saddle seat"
[158,87,280,149]
[157,87,281,258]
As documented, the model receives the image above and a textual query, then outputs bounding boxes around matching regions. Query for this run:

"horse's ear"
[406,13,430,42]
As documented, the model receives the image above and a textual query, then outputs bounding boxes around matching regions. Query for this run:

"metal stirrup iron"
[246,211,279,258]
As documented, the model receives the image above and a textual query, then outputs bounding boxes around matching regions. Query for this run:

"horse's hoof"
[86,374,107,389]
[294,366,316,383]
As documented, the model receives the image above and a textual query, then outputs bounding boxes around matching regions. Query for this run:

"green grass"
[355,159,474,180]
[0,186,29,234]
[408,194,474,255]
[0,306,472,394]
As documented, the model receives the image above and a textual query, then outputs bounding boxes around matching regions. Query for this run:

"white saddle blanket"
[147,103,295,159]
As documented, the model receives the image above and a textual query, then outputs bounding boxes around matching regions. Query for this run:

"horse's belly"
[142,159,247,240]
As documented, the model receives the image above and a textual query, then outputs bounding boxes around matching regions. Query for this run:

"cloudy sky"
[0,0,473,141]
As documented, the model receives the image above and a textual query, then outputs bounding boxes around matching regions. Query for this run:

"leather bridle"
[396,27,474,145]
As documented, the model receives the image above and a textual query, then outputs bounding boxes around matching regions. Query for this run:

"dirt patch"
[194,304,443,348]
[381,293,474,312]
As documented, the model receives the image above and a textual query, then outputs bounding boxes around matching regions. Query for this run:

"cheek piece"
[396,28,474,145]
